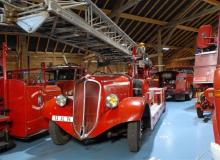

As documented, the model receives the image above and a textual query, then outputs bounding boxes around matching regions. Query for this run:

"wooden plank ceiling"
[92,0,220,67]
[1,0,220,68]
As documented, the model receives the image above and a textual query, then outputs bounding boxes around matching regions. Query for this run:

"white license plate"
[52,115,73,122]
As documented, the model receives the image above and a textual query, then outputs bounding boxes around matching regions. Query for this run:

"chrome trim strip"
[81,80,86,137]
[72,79,84,137]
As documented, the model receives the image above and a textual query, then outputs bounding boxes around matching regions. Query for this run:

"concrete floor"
[0,99,214,160]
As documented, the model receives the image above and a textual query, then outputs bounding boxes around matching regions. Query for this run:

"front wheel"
[127,121,142,152]
[49,121,71,145]
[197,108,204,118]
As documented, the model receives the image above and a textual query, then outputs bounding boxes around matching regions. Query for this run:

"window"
[46,70,56,82]
[58,69,75,80]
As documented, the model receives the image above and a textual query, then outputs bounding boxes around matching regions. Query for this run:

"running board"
[150,103,165,130]
[148,87,166,130]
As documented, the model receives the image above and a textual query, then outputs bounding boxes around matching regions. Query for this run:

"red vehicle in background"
[0,43,85,140]
[210,14,220,160]
[43,47,166,152]
[157,69,194,100]
[193,24,216,118]
[46,65,85,96]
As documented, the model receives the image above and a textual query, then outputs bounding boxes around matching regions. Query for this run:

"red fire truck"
[210,14,220,160]
[193,24,216,118]
[0,43,85,141]
[43,47,166,152]
[157,69,194,100]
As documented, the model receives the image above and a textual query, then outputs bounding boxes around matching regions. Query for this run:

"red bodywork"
[43,48,166,142]
[193,24,217,116]
[0,79,61,138]
[210,14,220,160]
[214,66,220,144]
[0,44,85,138]
[158,70,193,100]
[0,68,61,138]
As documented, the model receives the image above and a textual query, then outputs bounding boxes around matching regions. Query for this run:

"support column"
[18,35,28,69]
[157,28,163,72]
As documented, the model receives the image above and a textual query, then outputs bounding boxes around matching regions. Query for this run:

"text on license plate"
[52,115,73,122]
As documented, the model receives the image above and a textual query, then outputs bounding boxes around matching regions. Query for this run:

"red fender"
[42,98,76,137]
[90,97,147,138]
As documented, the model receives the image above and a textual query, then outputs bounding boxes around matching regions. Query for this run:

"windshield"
[58,69,75,80]
[46,70,56,82]
[46,68,76,81]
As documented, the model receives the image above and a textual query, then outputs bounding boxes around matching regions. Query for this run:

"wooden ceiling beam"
[121,0,151,33]
[203,0,220,5]
[109,0,126,23]
[162,1,196,46]
[135,0,172,42]
[110,0,140,18]
[74,6,197,32]
[165,4,220,28]
[102,9,198,32]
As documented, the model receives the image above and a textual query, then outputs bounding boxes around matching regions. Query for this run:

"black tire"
[185,87,193,100]
[197,108,204,118]
[49,121,71,145]
[127,121,141,152]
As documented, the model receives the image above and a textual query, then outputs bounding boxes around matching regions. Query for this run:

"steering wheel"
[92,70,107,75]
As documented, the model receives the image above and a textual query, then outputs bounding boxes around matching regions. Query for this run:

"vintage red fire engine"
[193,24,216,118]
[43,47,166,152]
[210,14,220,160]
[157,69,194,100]
[0,43,85,139]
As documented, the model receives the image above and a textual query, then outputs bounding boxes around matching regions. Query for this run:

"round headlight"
[55,94,67,107]
[106,94,119,109]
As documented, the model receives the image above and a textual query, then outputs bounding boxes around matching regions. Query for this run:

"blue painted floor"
[0,99,214,160]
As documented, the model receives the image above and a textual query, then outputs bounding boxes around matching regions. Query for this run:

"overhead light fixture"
[16,11,49,33]
[163,47,170,51]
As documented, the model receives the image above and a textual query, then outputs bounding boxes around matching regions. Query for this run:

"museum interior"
[0,0,220,160]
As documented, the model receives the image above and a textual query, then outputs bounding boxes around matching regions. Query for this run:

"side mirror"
[196,24,212,49]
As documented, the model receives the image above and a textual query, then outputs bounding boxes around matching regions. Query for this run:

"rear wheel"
[127,121,142,152]
[49,121,71,145]
[197,108,204,118]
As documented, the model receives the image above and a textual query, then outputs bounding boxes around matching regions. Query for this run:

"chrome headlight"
[55,94,67,107]
[106,94,119,109]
